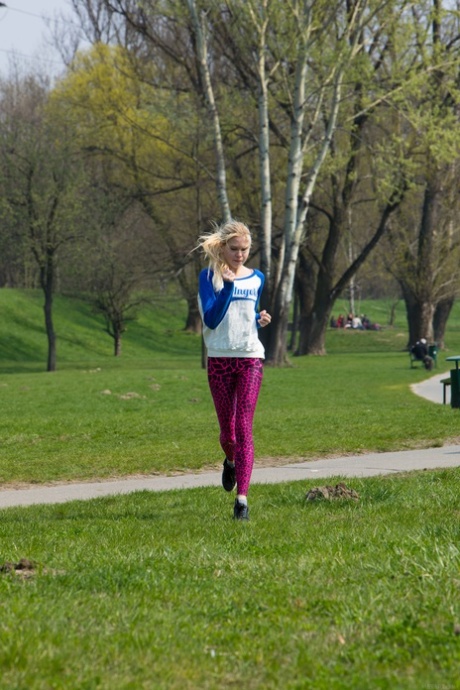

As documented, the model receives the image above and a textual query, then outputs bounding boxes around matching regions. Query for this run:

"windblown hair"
[197,219,252,291]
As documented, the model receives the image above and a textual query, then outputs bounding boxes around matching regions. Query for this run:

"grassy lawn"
[0,291,459,485]
[1,290,460,688]
[1,471,460,689]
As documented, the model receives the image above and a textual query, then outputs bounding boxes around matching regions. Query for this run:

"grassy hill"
[0,289,201,372]
[3,289,460,370]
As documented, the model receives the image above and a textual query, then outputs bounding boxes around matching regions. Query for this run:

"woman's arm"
[198,270,234,329]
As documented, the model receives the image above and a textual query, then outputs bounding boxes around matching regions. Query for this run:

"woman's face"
[221,235,250,272]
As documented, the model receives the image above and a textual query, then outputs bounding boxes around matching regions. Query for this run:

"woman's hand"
[258,310,272,327]
[222,267,236,282]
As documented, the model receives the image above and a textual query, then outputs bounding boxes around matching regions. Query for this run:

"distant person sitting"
[411,338,433,370]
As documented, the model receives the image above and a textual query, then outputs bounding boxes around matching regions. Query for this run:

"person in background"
[197,220,271,521]
[411,338,433,370]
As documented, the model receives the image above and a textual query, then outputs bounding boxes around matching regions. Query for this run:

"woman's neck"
[233,266,252,278]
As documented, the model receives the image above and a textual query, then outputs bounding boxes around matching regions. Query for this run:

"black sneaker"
[222,458,236,492]
[233,499,249,521]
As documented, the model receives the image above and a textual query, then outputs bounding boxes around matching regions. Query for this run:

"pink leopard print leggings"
[207,357,264,496]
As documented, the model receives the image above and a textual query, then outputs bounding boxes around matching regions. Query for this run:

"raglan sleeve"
[198,270,234,329]
[255,271,265,328]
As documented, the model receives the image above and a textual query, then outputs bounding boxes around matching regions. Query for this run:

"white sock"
[236,495,247,505]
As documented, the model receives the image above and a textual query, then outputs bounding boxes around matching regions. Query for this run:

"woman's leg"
[207,357,264,496]
[233,358,264,496]
[207,358,238,462]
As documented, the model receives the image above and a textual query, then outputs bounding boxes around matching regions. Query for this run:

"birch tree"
[186,0,231,222]
[67,0,460,362]
[218,0,391,363]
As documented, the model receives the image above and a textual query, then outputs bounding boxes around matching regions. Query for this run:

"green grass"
[0,289,199,371]
[1,470,460,689]
[1,289,460,688]
[0,350,459,484]
[0,291,459,484]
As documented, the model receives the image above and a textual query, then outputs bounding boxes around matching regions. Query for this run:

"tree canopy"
[2,0,460,367]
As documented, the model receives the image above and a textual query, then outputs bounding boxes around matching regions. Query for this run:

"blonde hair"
[198,219,252,291]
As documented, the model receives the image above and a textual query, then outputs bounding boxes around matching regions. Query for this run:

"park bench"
[409,343,438,369]
[441,377,451,405]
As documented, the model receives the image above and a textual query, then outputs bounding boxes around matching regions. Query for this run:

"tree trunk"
[40,253,57,373]
[433,296,454,349]
[264,45,309,366]
[266,284,291,366]
[254,20,272,285]
[297,308,331,356]
[296,272,333,357]
[186,0,231,223]
[397,177,443,349]
[401,284,434,347]
[44,286,56,372]
[114,332,122,356]
[184,298,202,333]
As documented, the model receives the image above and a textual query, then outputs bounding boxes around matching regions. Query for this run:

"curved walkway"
[411,369,451,405]
[0,371,458,509]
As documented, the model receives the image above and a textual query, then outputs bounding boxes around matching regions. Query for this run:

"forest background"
[1,0,460,371]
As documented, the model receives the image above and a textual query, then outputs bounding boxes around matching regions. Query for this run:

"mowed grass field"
[0,290,459,485]
[1,289,460,689]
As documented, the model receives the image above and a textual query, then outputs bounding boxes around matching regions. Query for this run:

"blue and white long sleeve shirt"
[198,268,265,358]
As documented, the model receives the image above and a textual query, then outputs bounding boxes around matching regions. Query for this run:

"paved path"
[0,371,458,509]
[1,445,460,509]
[411,368,451,405]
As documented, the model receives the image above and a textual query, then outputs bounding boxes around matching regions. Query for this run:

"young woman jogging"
[197,220,271,520]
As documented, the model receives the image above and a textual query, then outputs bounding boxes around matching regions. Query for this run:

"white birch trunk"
[268,2,364,364]
[247,0,275,283]
[267,47,309,363]
[186,0,231,222]
[257,61,272,282]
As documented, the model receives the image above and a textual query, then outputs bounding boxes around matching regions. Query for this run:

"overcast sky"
[0,1,74,76]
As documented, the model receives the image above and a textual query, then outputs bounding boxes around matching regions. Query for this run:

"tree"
[187,0,412,362]
[381,0,460,348]
[60,182,159,356]
[0,74,87,371]
[91,255,143,357]
[51,41,222,330]
[63,0,460,361]
[388,166,460,347]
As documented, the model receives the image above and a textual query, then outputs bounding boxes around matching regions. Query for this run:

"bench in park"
[441,377,451,405]
[409,343,438,369]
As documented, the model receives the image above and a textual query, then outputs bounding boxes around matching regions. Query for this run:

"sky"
[0,0,74,77]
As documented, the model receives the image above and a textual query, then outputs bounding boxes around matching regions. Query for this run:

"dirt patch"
[0,558,64,579]
[305,482,360,502]
[1,558,38,579]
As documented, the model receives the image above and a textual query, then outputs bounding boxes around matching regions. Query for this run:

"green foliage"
[51,43,201,195]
